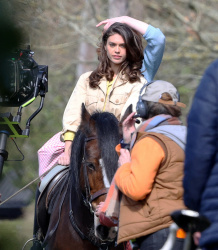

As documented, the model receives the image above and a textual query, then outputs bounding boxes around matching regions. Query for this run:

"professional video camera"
[0,46,48,106]
[0,45,48,175]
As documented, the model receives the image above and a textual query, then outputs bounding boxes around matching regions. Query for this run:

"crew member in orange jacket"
[96,80,187,250]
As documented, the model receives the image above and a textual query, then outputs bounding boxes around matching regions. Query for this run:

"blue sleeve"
[141,25,165,82]
[183,60,218,211]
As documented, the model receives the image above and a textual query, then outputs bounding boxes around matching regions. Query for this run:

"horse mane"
[69,110,120,194]
[92,111,120,183]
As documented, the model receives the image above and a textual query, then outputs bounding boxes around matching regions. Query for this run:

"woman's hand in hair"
[96,16,149,35]
[96,16,126,31]
[122,112,136,144]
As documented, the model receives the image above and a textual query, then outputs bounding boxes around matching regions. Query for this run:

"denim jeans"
[136,228,184,250]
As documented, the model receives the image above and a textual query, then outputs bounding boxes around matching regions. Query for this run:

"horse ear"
[120,104,133,123]
[118,104,133,139]
[81,103,91,123]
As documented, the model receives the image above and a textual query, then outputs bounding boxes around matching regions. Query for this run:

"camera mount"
[0,47,48,176]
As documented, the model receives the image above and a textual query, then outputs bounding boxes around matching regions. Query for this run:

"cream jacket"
[62,71,146,134]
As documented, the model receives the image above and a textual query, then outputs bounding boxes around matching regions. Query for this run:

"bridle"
[82,136,109,213]
[69,135,113,250]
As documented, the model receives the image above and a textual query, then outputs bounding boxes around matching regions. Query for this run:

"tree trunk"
[76,0,97,79]
[108,0,129,17]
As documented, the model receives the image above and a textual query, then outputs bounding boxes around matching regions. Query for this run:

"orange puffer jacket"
[115,132,186,244]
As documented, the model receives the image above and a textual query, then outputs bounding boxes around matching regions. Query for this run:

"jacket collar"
[98,73,127,94]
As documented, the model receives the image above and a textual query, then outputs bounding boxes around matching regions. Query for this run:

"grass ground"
[0,201,34,250]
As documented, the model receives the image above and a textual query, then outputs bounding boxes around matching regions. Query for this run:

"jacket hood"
[147,125,187,150]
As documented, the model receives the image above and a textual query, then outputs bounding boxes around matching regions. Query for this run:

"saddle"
[39,165,69,195]
[37,165,69,244]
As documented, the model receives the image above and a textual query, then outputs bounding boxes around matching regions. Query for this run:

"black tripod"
[0,94,46,250]
[0,129,9,176]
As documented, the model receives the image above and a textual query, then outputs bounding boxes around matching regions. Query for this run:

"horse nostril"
[96,225,109,240]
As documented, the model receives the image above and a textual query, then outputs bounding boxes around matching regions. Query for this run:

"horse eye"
[88,163,95,171]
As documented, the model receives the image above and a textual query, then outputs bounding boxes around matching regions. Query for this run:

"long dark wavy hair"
[89,22,144,88]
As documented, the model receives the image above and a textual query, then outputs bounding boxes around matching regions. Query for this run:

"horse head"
[69,104,121,243]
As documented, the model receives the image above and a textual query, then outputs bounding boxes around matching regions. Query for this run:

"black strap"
[68,185,114,249]
[69,185,93,242]
[41,178,69,248]
[90,188,109,203]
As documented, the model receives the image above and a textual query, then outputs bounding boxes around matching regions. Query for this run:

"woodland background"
[0,0,218,249]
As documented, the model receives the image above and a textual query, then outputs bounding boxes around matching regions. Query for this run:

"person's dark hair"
[144,92,182,118]
[89,22,144,88]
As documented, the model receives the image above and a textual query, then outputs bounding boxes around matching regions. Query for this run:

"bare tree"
[76,0,98,79]
[3,0,218,180]
[108,0,129,17]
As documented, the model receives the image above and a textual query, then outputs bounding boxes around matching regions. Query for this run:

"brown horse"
[36,105,127,250]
